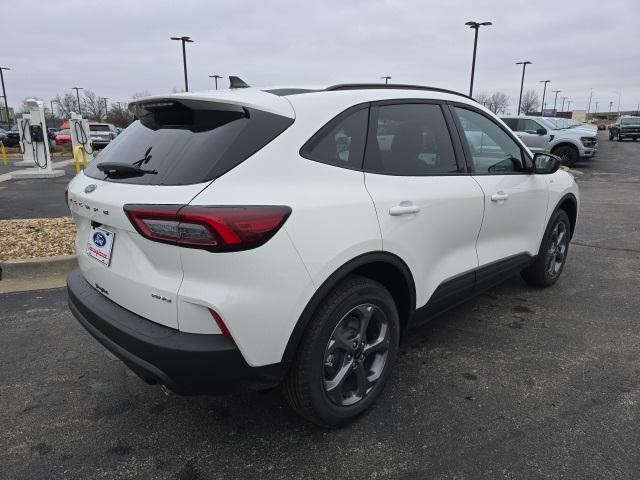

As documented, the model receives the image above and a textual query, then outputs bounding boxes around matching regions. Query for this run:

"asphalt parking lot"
[0,159,76,220]
[1,132,639,479]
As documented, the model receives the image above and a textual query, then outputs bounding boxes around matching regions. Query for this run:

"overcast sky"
[3,0,639,114]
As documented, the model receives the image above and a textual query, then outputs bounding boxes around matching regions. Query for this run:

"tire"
[282,275,400,427]
[521,210,571,288]
[618,135,623,142]
[609,133,614,141]
[552,145,579,166]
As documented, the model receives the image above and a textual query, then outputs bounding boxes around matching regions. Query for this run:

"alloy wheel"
[322,304,390,406]
[547,221,568,278]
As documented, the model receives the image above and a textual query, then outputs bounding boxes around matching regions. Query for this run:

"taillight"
[123,204,291,252]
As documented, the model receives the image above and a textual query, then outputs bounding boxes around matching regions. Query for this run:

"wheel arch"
[281,251,416,367]
[553,193,578,239]
[551,142,579,155]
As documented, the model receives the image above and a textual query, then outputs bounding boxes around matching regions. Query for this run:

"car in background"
[5,127,20,147]
[501,115,597,166]
[500,117,552,153]
[89,123,118,148]
[0,128,7,145]
[609,116,640,141]
[48,127,59,140]
[55,129,72,145]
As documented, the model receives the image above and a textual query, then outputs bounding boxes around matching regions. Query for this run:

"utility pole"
[586,88,593,118]
[170,36,194,92]
[551,90,561,113]
[560,96,568,112]
[0,67,10,126]
[209,74,222,90]
[516,61,532,115]
[380,76,391,84]
[465,21,492,97]
[540,80,550,115]
[72,86,84,116]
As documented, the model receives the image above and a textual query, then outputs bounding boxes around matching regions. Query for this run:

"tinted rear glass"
[90,125,111,132]
[84,104,293,185]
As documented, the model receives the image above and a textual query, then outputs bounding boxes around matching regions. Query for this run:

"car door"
[363,101,485,310]
[451,106,549,274]
[516,118,551,153]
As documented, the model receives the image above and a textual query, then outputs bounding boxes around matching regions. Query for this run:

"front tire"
[552,145,579,166]
[521,210,571,287]
[282,276,400,427]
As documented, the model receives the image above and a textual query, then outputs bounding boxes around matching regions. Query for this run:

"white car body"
[67,84,579,422]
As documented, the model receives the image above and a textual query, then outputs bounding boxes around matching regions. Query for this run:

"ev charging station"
[12,99,65,179]
[69,112,94,162]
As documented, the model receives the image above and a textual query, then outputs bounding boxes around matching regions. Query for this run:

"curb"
[0,254,77,281]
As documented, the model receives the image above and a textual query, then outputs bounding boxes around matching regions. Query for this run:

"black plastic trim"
[67,269,283,395]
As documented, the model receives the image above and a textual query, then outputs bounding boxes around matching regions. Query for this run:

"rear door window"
[84,101,293,185]
[365,103,459,175]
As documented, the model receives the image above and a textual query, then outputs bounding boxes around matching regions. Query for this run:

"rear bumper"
[67,269,284,394]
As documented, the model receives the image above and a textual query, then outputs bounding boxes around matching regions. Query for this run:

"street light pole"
[539,80,550,115]
[171,36,194,92]
[72,86,84,116]
[516,61,532,115]
[465,21,492,97]
[552,90,561,113]
[566,100,572,112]
[594,101,599,115]
[380,76,391,84]
[0,67,11,126]
[560,96,568,112]
[102,97,109,118]
[50,100,55,118]
[208,75,222,90]
[586,88,593,118]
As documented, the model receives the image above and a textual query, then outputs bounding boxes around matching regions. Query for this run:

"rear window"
[90,124,111,132]
[83,101,293,185]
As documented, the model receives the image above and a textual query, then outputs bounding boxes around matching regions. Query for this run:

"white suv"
[67,83,579,426]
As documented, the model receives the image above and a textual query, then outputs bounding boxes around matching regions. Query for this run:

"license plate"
[87,225,114,266]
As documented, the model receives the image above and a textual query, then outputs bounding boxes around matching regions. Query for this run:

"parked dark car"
[5,127,20,147]
[609,116,640,141]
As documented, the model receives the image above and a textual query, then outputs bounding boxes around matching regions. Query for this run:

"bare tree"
[106,102,134,128]
[488,92,509,115]
[474,92,491,108]
[54,93,80,118]
[81,90,106,121]
[520,89,539,114]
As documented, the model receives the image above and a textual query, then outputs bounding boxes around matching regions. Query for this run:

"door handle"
[389,202,421,216]
[491,191,509,202]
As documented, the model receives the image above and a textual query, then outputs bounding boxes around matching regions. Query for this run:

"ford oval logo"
[85,184,97,194]
[93,232,107,247]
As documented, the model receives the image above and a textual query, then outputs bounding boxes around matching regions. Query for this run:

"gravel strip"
[0,217,76,261]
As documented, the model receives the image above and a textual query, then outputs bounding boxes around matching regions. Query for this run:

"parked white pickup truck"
[502,116,598,166]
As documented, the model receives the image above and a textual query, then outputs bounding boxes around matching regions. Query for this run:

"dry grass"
[0,217,76,261]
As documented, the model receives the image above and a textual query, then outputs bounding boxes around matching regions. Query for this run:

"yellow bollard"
[0,141,6,167]
[73,145,89,173]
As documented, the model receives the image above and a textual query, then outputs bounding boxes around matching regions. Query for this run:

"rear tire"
[521,210,571,288]
[282,275,400,427]
[552,145,579,166]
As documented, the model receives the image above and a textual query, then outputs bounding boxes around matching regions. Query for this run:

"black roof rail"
[325,83,476,102]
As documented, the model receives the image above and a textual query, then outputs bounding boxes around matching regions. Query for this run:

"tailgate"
[67,174,209,329]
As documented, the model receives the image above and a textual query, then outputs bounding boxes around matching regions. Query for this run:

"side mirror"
[536,128,547,135]
[533,152,561,174]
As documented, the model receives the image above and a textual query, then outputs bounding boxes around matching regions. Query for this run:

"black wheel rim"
[547,222,568,278]
[322,304,390,407]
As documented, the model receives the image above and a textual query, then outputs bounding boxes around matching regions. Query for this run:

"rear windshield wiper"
[97,162,158,177]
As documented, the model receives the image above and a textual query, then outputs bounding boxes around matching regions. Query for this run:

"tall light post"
[170,36,194,92]
[560,96,568,112]
[465,21,492,97]
[516,61,532,115]
[72,86,83,116]
[594,101,599,115]
[209,74,222,90]
[0,67,11,125]
[380,76,391,84]
[552,90,561,113]
[609,101,614,113]
[566,100,572,112]
[102,97,109,118]
[50,100,55,119]
[539,80,550,115]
